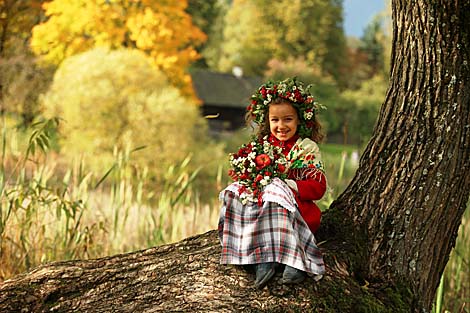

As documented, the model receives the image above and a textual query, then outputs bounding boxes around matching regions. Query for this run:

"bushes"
[41,47,223,184]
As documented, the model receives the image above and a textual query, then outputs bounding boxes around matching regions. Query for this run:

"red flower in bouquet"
[228,136,288,204]
[255,154,271,169]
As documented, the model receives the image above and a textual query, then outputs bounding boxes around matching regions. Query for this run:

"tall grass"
[318,143,360,210]
[0,119,100,278]
[0,119,219,280]
[0,118,92,277]
[433,203,470,313]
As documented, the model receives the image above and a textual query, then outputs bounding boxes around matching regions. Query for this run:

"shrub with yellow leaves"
[41,47,221,180]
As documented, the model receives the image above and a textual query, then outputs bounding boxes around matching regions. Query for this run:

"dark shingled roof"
[191,70,263,108]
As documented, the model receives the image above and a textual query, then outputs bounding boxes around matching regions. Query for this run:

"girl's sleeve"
[288,138,326,201]
[294,171,327,201]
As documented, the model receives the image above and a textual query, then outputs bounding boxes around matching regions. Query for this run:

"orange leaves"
[126,2,206,97]
[31,0,206,98]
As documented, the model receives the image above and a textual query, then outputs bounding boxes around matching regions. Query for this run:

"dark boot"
[281,265,305,284]
[254,263,276,289]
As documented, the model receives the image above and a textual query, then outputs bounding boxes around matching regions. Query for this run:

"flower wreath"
[247,77,324,138]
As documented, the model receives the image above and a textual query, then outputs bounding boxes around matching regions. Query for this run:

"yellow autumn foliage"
[31,0,206,98]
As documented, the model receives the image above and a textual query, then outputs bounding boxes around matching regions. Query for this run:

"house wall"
[202,105,246,134]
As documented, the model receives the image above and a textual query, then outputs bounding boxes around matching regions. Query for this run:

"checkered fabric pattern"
[218,190,325,275]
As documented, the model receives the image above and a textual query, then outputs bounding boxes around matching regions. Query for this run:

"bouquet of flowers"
[228,136,288,204]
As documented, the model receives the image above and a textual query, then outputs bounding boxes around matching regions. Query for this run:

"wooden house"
[191,70,262,134]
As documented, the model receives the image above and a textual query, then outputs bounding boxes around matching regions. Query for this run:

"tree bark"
[0,228,412,312]
[332,0,470,310]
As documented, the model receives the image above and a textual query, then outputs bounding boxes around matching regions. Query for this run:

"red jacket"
[269,135,326,233]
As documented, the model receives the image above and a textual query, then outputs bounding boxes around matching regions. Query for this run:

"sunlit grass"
[0,120,219,280]
[433,203,470,313]
[318,143,360,211]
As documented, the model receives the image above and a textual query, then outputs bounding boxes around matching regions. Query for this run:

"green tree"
[218,0,346,82]
[359,9,392,80]
[335,74,388,144]
[343,3,391,90]
[360,16,385,78]
[217,0,276,76]
[41,47,211,176]
[186,0,225,68]
[263,0,345,82]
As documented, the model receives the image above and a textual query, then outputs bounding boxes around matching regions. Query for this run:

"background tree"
[262,0,346,84]
[30,0,206,98]
[196,0,229,72]
[217,0,277,76]
[0,53,53,125]
[336,75,387,144]
[217,0,346,82]
[359,16,386,79]
[186,0,224,68]
[0,0,44,58]
[0,0,50,126]
[358,4,392,81]
[327,5,391,144]
[340,2,391,90]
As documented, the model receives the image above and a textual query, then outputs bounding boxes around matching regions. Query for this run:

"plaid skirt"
[218,189,325,275]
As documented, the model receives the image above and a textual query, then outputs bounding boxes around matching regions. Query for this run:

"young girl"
[218,77,327,289]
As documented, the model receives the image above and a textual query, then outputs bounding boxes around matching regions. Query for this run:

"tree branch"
[0,220,414,312]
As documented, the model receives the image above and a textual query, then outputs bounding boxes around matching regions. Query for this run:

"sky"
[343,0,388,38]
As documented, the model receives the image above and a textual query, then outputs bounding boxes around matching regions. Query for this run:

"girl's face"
[268,102,299,141]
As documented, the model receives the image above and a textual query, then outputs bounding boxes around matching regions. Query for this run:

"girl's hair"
[245,97,324,143]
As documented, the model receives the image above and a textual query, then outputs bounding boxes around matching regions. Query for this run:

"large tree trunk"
[0,229,413,312]
[332,0,470,310]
